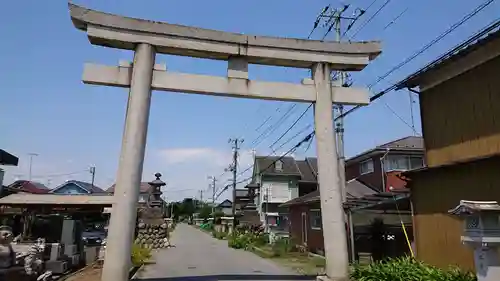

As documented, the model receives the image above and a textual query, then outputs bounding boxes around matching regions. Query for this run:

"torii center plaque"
[68,3,381,281]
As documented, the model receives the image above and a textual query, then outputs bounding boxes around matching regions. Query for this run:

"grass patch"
[251,245,325,276]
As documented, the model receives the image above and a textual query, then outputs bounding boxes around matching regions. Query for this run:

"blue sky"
[1,0,498,201]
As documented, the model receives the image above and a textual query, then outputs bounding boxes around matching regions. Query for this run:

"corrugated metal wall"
[420,55,500,168]
[412,52,500,270]
[411,156,500,270]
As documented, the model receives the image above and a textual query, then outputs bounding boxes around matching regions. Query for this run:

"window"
[359,159,374,175]
[410,156,424,169]
[310,209,322,230]
[275,160,283,172]
[384,155,424,171]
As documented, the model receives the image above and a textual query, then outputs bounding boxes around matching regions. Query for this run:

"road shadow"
[135,274,317,281]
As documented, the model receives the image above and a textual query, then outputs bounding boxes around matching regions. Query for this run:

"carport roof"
[0,149,18,166]
[0,194,114,206]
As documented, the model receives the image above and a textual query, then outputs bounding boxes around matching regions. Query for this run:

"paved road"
[135,223,313,281]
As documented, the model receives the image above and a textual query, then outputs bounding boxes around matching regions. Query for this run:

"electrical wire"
[367,0,495,89]
[271,124,313,154]
[337,1,497,122]
[28,170,88,179]
[269,104,313,149]
[350,0,392,39]
[252,104,298,147]
[216,132,314,200]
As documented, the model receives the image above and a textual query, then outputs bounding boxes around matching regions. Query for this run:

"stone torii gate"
[68,3,381,281]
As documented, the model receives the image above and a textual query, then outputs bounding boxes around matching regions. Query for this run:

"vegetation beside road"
[215,225,476,280]
[350,257,476,281]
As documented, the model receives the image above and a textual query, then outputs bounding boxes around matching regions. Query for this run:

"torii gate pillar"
[67,3,381,281]
[103,43,156,281]
[313,63,349,280]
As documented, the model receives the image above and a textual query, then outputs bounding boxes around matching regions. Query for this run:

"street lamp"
[28,153,39,181]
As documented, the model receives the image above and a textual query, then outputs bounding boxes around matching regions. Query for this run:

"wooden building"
[397,24,500,270]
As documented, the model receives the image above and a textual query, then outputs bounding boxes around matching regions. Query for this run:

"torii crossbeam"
[68,3,381,281]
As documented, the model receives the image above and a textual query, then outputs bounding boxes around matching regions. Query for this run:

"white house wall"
[261,182,293,203]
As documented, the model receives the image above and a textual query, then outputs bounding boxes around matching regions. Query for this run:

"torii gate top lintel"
[69,3,381,70]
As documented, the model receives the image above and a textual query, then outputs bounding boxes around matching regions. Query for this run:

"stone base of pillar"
[317,275,350,281]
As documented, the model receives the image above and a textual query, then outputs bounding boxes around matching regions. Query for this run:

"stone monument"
[0,226,15,269]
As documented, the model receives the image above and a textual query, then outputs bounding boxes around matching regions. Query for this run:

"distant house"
[6,180,50,194]
[250,156,302,235]
[281,177,376,253]
[107,182,152,203]
[215,199,233,216]
[50,180,105,195]
[346,136,425,192]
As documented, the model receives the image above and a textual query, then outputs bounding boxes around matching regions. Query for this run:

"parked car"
[82,229,106,246]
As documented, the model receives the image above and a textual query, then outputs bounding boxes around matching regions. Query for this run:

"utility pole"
[28,153,39,181]
[320,4,364,203]
[229,138,243,224]
[89,166,96,190]
[208,176,217,215]
[316,4,365,266]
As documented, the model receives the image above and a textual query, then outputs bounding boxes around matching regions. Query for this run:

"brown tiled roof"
[296,160,316,182]
[107,182,151,193]
[254,156,301,176]
[377,136,424,150]
[8,180,49,194]
[346,136,424,164]
[281,179,377,207]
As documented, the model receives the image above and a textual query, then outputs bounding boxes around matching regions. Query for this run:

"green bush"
[131,243,152,267]
[350,257,476,281]
[212,230,227,240]
[228,233,253,249]
[253,233,269,246]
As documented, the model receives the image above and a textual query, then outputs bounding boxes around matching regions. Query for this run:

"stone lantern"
[448,200,500,281]
[147,173,166,208]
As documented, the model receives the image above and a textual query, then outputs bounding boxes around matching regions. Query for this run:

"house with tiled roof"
[345,136,425,192]
[107,182,152,203]
[6,180,50,194]
[50,180,105,195]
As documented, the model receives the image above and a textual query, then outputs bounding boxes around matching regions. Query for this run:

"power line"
[382,101,420,135]
[272,124,313,154]
[243,10,326,151]
[252,104,298,147]
[383,7,408,30]
[249,105,286,147]
[269,104,312,149]
[28,170,88,179]
[216,132,314,200]
[350,0,392,39]
[367,0,495,89]
[337,0,496,121]
[235,132,314,186]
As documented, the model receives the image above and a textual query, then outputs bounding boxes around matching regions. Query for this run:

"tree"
[198,205,212,220]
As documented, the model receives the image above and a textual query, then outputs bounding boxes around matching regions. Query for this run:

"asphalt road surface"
[134,223,314,281]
